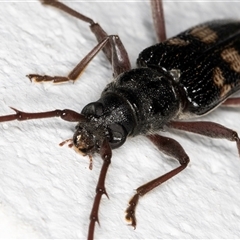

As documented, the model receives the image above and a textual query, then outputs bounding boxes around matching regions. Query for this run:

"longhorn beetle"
[1,0,240,239]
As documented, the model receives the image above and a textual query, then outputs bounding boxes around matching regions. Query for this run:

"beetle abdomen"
[138,19,240,117]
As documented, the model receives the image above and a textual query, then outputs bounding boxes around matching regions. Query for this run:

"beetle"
[0,0,240,239]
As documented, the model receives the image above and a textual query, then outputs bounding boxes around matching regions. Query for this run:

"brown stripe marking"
[220,84,232,98]
[213,67,233,97]
[221,47,240,73]
[190,25,217,44]
[167,37,189,46]
[213,67,225,87]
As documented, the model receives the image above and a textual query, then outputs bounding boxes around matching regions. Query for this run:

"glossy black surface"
[138,20,240,116]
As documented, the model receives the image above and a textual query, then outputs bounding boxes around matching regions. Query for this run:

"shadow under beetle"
[1,0,240,239]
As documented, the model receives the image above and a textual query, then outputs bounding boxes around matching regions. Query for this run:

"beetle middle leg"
[150,0,166,42]
[28,0,131,83]
[125,134,189,228]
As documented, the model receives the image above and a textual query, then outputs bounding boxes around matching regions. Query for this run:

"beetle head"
[72,99,129,156]
[73,120,106,156]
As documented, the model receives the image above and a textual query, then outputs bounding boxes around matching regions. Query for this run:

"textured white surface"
[0,1,240,239]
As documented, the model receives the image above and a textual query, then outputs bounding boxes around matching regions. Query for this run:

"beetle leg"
[222,97,240,106]
[125,134,189,229]
[88,138,112,240]
[0,107,85,122]
[28,37,110,83]
[43,0,131,73]
[168,121,240,157]
[28,0,130,83]
[150,0,166,42]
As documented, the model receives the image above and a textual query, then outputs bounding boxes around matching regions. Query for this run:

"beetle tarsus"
[27,74,70,83]
[125,194,138,229]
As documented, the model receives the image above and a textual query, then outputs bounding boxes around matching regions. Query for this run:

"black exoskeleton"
[1,1,240,240]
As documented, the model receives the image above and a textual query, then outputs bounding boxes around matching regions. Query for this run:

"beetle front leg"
[43,0,131,73]
[168,121,240,157]
[125,134,189,228]
[28,37,110,83]
[28,0,131,83]
[88,139,112,240]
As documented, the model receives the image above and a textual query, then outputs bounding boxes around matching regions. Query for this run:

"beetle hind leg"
[222,97,240,106]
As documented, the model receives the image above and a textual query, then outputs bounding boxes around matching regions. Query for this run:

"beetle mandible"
[0,0,240,239]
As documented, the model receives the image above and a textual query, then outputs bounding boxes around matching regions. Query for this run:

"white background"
[0,0,240,239]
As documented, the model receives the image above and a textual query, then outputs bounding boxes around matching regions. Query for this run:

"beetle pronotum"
[0,1,240,239]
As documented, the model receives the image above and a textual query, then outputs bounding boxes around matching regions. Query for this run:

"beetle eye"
[81,102,103,116]
[108,123,127,148]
